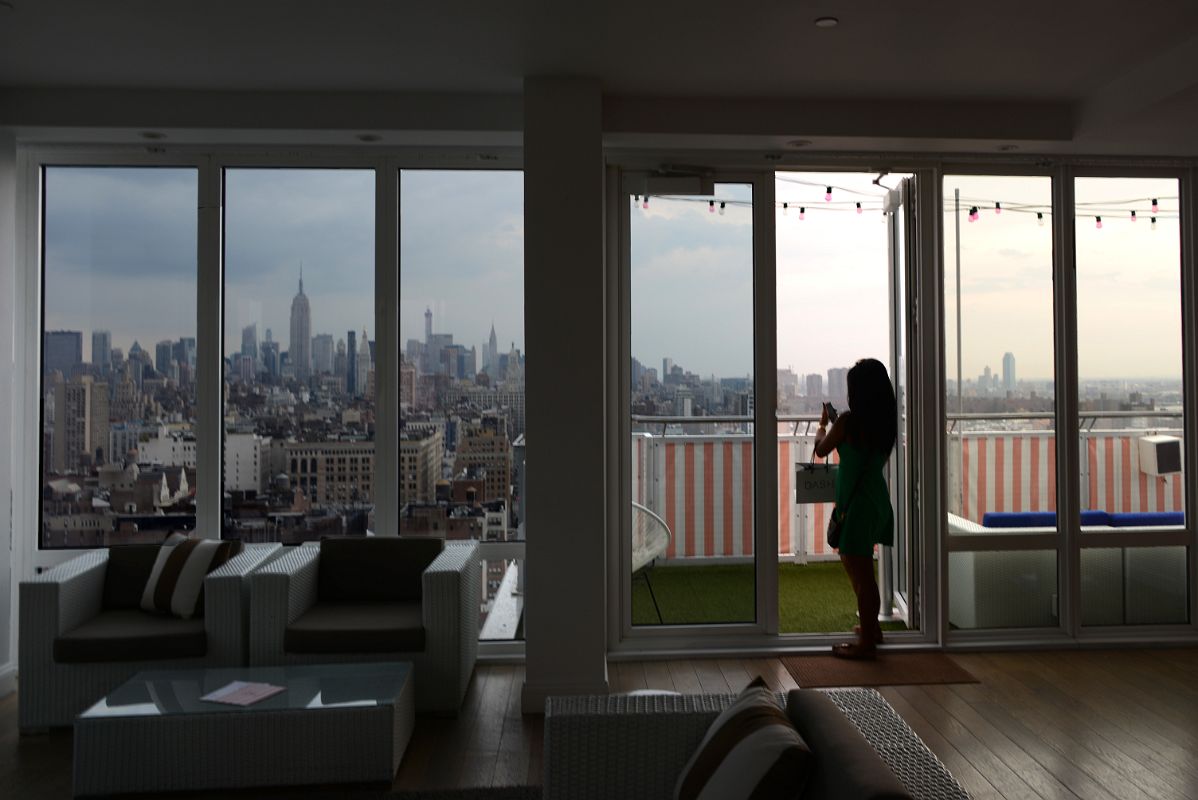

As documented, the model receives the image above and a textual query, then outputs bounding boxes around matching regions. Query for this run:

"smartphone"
[823,402,838,423]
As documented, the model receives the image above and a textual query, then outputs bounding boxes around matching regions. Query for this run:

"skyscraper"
[346,329,357,395]
[155,340,174,375]
[312,333,334,374]
[356,328,373,396]
[425,307,433,343]
[827,367,849,406]
[91,330,111,373]
[241,323,258,364]
[44,330,82,377]
[289,267,312,382]
[487,322,498,374]
[1003,352,1016,393]
[53,375,109,472]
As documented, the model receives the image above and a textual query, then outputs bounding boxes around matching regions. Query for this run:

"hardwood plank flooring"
[1,650,1196,798]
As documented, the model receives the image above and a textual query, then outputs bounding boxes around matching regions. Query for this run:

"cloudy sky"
[44,167,1180,383]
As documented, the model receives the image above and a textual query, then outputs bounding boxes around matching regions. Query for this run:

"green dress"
[833,440,894,556]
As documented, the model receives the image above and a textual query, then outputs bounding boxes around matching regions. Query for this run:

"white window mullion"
[196,156,222,539]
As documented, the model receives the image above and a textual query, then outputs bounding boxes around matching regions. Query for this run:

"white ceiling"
[3,0,1198,154]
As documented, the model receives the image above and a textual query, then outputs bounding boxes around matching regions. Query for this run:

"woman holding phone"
[812,358,897,659]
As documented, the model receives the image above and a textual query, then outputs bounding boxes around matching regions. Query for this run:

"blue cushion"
[1108,512,1184,527]
[981,511,1056,528]
[980,510,1112,528]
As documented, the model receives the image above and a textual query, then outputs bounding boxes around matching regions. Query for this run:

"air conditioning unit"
[1138,435,1182,475]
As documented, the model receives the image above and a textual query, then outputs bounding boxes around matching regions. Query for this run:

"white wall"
[0,129,16,696]
[521,77,608,710]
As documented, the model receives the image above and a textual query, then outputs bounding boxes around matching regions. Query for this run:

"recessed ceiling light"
[787,139,813,148]
[139,131,166,140]
[814,16,839,28]
[997,144,1019,152]
[357,133,382,143]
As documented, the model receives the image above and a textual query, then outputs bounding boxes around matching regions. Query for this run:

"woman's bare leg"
[837,553,882,656]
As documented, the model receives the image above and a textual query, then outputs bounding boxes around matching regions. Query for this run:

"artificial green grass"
[631,561,909,634]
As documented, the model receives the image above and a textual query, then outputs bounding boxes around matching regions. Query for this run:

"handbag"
[795,459,837,504]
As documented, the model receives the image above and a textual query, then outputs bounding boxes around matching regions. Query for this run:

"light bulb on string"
[799,206,806,221]
[825,186,832,202]
[633,194,639,205]
[782,202,789,216]
[642,195,650,210]
[968,206,979,222]
[1095,216,1102,230]
[708,200,715,214]
[994,202,1002,215]
[1151,216,1158,230]
[1130,210,1137,223]
[719,201,726,216]
[1037,212,1044,227]
[1152,198,1159,214]
[880,210,887,223]
[856,202,863,214]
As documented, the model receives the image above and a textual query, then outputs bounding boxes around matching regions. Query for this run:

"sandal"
[832,642,877,660]
[853,625,884,645]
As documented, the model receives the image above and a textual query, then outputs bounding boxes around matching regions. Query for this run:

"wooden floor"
[2,649,1197,798]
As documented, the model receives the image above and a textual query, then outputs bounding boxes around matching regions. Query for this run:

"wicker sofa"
[249,537,480,713]
[18,542,281,731]
[544,688,969,800]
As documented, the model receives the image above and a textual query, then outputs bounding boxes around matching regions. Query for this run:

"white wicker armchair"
[18,542,282,731]
[544,689,970,800]
[249,539,480,713]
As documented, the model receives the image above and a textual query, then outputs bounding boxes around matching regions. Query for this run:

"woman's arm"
[813,411,849,458]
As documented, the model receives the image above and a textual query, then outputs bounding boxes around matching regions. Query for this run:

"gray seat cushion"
[786,689,913,800]
[54,609,207,663]
[285,601,426,654]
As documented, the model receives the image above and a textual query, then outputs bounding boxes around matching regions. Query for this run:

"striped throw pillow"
[675,677,813,800]
[140,536,238,619]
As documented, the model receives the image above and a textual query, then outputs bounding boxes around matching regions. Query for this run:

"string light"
[708,200,715,214]
[825,186,832,201]
[856,202,863,214]
[719,201,726,216]
[642,195,650,210]
[968,206,979,222]
[994,202,1002,215]
[782,202,788,216]
[1095,216,1103,230]
[1037,212,1044,227]
[1130,210,1137,222]
[1151,216,1157,230]
[799,206,805,220]
[1152,198,1159,214]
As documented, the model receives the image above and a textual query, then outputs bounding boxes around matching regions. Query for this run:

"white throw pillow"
[675,677,813,800]
[140,535,222,619]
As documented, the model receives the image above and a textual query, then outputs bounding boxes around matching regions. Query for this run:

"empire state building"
[290,267,312,382]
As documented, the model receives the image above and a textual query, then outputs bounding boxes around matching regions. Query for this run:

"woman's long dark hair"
[846,358,897,457]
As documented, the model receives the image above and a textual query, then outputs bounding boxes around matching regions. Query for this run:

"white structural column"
[0,130,16,695]
[522,77,608,711]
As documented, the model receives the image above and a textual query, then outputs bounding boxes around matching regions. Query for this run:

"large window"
[1075,177,1188,626]
[399,169,525,639]
[40,166,199,548]
[222,168,376,542]
[942,174,1057,629]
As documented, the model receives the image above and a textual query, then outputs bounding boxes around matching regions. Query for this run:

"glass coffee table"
[74,661,414,796]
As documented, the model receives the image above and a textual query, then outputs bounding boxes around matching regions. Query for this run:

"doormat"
[781,651,977,688]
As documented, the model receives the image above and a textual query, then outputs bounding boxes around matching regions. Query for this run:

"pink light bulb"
[708,201,715,213]
[1095,216,1103,229]
[799,207,806,220]
[1130,210,1137,222]
[856,202,862,214]
[968,212,976,223]
[825,186,832,201]
[1152,199,1159,213]
[642,196,649,210]
[994,202,1002,214]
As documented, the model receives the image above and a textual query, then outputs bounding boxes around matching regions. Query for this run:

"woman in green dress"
[813,358,897,659]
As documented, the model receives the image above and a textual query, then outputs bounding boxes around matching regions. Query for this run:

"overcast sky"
[44,167,1180,383]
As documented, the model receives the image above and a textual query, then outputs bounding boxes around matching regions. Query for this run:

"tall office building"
[424,307,433,343]
[454,413,511,504]
[261,341,280,380]
[827,367,849,406]
[53,375,110,472]
[346,329,357,395]
[44,330,82,377]
[1002,352,1016,393]
[91,330,111,373]
[806,373,824,399]
[173,337,196,372]
[487,322,498,374]
[155,340,174,376]
[356,328,373,394]
[312,333,334,374]
[241,323,258,365]
[289,268,312,382]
